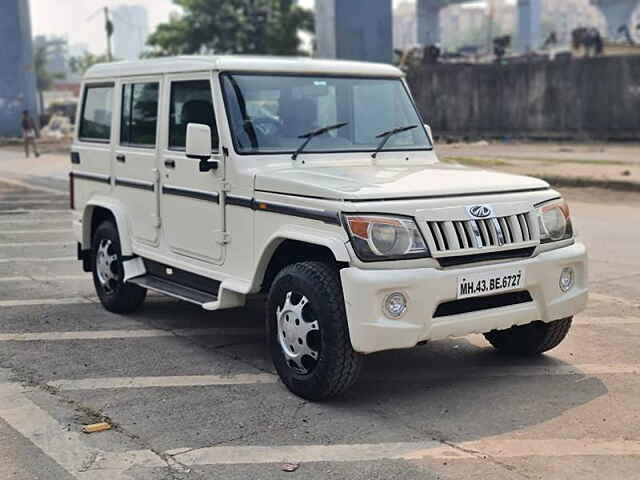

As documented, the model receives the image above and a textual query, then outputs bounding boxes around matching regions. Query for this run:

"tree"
[34,44,65,114]
[69,52,114,75]
[147,0,314,57]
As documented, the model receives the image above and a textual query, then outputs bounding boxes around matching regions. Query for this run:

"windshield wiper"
[292,122,349,160]
[371,124,418,158]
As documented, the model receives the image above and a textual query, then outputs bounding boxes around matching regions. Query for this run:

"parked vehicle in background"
[71,56,588,399]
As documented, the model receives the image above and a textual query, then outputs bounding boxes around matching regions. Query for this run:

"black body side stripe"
[162,186,219,203]
[70,172,111,184]
[226,195,341,226]
[115,178,155,191]
[226,195,253,208]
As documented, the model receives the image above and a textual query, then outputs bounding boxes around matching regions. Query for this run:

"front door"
[160,74,224,264]
[113,77,161,245]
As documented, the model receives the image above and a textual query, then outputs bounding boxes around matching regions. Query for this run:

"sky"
[30,0,411,55]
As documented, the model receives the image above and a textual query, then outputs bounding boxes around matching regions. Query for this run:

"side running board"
[127,275,218,306]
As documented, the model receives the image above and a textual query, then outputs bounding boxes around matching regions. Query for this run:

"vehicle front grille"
[433,291,533,318]
[424,212,538,260]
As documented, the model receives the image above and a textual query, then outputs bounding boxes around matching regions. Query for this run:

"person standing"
[21,110,40,158]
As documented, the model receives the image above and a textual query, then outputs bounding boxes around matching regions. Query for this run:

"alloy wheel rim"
[96,239,120,294]
[276,291,320,374]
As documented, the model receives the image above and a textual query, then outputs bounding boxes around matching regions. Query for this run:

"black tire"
[91,220,146,313]
[266,261,363,400]
[484,317,573,356]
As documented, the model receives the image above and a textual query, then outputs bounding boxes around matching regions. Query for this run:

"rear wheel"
[484,317,573,356]
[267,262,363,400]
[92,220,146,313]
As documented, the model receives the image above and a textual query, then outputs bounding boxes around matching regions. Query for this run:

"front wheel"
[266,262,363,400]
[484,317,573,356]
[92,220,146,313]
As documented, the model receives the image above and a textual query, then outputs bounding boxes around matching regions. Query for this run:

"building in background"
[394,1,418,50]
[0,0,39,137]
[112,5,150,61]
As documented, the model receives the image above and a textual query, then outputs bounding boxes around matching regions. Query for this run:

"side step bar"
[127,275,218,306]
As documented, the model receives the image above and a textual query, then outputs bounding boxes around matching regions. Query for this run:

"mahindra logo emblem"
[467,205,494,219]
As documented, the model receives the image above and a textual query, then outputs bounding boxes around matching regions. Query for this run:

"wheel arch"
[255,228,351,294]
[82,197,134,256]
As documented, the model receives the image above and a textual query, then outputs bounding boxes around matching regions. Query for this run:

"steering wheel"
[249,117,281,137]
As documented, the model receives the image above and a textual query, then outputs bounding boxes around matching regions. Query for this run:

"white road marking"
[0,274,89,282]
[0,219,70,225]
[456,438,640,460]
[0,200,69,205]
[0,176,67,195]
[1,229,72,234]
[2,378,640,476]
[46,363,639,392]
[0,241,73,247]
[0,297,94,307]
[0,209,70,214]
[168,438,640,466]
[0,327,263,342]
[49,373,277,391]
[0,256,76,263]
[0,379,165,479]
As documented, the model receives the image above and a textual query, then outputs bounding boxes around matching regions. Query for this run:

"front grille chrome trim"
[424,211,539,261]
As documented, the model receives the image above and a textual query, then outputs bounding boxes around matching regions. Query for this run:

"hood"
[254,163,549,201]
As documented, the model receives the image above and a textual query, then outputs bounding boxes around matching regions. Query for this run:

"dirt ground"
[438,141,640,187]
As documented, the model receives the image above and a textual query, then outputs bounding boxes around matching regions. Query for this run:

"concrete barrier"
[407,56,640,140]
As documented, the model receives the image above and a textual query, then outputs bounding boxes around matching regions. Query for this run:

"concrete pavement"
[1,148,639,479]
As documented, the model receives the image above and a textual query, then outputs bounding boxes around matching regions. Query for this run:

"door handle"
[164,159,176,169]
[116,154,126,163]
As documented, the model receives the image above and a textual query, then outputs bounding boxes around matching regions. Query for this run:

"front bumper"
[340,242,588,353]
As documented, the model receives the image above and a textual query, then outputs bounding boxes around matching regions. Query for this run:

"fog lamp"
[559,267,575,292]
[384,292,408,318]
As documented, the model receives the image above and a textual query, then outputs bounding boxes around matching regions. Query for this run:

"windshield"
[221,73,432,155]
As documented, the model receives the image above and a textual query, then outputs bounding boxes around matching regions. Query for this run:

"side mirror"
[424,124,434,144]
[186,123,218,172]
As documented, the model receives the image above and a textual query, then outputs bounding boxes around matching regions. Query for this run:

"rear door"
[113,77,162,245]
[159,73,224,264]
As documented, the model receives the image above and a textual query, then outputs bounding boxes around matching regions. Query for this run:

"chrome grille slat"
[454,221,469,248]
[498,217,511,243]
[478,220,491,246]
[425,211,538,257]
[490,218,505,246]
[469,221,483,248]
[443,222,460,250]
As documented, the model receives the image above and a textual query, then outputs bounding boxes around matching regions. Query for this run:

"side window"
[120,82,159,147]
[79,85,113,142]
[169,80,219,151]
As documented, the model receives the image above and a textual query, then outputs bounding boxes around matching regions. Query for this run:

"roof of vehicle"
[84,55,403,80]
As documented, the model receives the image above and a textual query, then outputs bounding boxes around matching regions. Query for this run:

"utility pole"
[104,6,114,61]
[486,0,495,56]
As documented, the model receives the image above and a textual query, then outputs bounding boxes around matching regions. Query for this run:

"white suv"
[71,56,587,400]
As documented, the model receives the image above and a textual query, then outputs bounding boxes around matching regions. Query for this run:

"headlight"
[343,214,430,261]
[536,198,574,243]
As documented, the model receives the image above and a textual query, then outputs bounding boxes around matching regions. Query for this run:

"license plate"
[457,268,524,299]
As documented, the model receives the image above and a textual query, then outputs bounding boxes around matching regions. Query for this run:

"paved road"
[1,158,639,479]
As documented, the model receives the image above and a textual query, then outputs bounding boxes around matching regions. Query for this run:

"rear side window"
[169,80,218,151]
[79,85,113,142]
[120,82,159,147]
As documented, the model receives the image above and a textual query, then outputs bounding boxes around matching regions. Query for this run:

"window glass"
[79,85,113,141]
[120,82,159,146]
[221,74,431,154]
[169,80,218,150]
